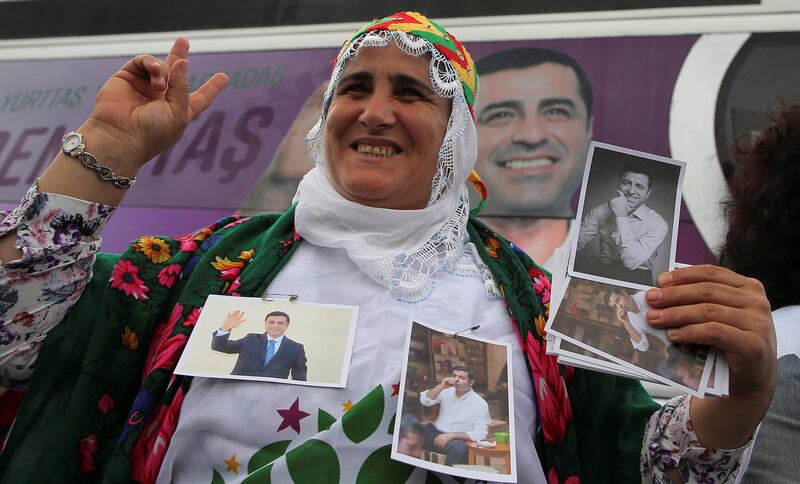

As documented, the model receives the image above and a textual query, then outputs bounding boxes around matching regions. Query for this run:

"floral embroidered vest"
[0,207,657,484]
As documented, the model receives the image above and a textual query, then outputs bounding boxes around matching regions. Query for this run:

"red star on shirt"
[276,398,310,434]
[391,383,400,397]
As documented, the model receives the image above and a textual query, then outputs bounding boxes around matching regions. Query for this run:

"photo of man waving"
[211,310,307,380]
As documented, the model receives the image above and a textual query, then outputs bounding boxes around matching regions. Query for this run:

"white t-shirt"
[158,242,544,483]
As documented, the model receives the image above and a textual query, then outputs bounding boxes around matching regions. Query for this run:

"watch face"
[63,133,81,152]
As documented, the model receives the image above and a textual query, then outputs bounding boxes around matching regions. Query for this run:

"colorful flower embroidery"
[534,314,547,338]
[134,236,172,264]
[110,259,150,300]
[222,216,251,230]
[548,469,580,484]
[467,170,488,214]
[11,311,35,327]
[529,267,551,304]
[278,230,301,255]
[143,304,182,370]
[142,304,188,377]
[98,393,115,414]
[210,249,255,289]
[516,326,572,445]
[174,232,199,253]
[182,307,201,328]
[130,387,186,484]
[0,286,19,314]
[78,434,99,473]
[225,277,242,296]
[194,226,214,242]
[156,263,182,288]
[210,256,245,282]
[485,238,501,258]
[122,326,139,351]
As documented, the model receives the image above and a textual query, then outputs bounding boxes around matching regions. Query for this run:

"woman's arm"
[0,38,228,388]
[0,187,116,388]
[0,38,227,263]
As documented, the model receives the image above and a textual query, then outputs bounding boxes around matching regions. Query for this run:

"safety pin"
[261,293,299,302]
[453,324,481,338]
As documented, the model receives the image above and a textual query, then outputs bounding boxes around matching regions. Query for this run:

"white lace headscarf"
[294,18,499,303]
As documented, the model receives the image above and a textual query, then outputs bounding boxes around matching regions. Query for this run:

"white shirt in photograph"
[420,386,491,442]
[627,290,670,352]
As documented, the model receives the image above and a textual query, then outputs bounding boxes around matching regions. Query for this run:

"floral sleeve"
[0,182,115,389]
[642,395,752,483]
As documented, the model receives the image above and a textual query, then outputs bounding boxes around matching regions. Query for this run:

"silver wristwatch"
[61,131,87,157]
[61,131,137,189]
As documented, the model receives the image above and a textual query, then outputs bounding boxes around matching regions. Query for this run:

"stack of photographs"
[544,142,729,398]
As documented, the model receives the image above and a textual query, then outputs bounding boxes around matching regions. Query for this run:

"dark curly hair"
[719,104,800,310]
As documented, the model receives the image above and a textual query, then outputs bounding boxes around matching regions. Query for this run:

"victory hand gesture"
[88,38,228,168]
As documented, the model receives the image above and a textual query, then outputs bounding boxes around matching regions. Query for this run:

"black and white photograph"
[570,141,685,290]
[546,276,714,396]
[552,336,658,382]
[393,320,516,482]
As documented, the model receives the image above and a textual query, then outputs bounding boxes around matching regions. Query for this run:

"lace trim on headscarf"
[299,30,499,303]
[306,29,468,206]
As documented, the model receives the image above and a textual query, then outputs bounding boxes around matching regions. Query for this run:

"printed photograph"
[175,294,358,387]
[553,337,657,382]
[554,337,725,398]
[546,276,713,396]
[570,141,685,290]
[393,320,516,482]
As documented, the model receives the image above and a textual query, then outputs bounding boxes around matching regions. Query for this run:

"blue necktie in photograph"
[264,339,276,366]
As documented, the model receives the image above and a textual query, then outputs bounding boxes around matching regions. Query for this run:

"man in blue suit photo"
[212,310,307,380]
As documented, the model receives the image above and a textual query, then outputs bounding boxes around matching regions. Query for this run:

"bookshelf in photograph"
[558,279,667,368]
[404,323,508,430]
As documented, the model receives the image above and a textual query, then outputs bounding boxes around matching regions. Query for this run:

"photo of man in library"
[400,322,513,475]
[606,288,671,353]
[551,277,710,391]
[418,366,491,465]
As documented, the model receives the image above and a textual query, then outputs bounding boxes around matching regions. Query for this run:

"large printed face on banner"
[474,62,592,218]
[238,82,325,214]
[2,32,798,266]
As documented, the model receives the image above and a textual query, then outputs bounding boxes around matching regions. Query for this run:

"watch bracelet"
[75,150,137,189]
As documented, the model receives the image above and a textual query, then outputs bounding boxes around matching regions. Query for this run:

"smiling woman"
[323,44,450,210]
[0,10,775,484]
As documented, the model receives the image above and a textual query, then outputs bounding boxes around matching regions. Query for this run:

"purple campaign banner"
[467,35,713,264]
[0,47,336,208]
[468,36,698,158]
[0,36,714,264]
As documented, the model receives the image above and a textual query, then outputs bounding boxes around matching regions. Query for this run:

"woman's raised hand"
[87,37,228,167]
[32,38,229,208]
